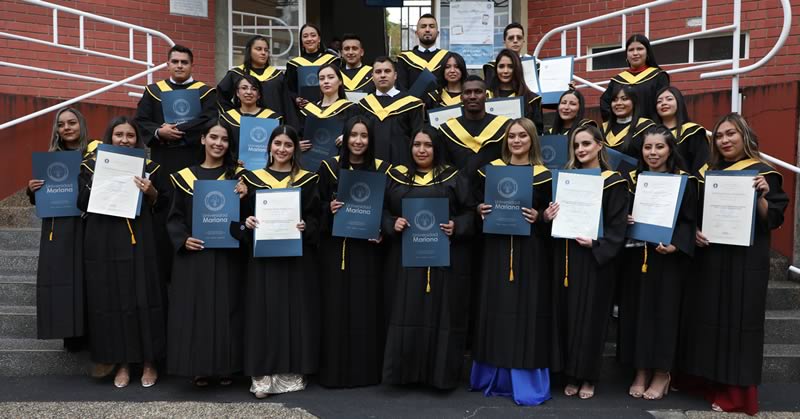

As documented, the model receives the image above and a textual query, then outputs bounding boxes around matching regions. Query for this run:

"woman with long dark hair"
[655,86,710,176]
[602,84,655,158]
[286,23,338,111]
[600,34,670,121]
[488,49,544,134]
[219,74,284,161]
[547,90,597,136]
[381,127,474,389]
[426,52,468,109]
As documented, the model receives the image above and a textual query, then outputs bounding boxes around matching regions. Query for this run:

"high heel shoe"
[629,370,649,398]
[643,372,671,400]
[141,365,158,388]
[113,365,130,388]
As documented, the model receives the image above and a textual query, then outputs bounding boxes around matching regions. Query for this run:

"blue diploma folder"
[253,188,303,257]
[95,144,146,217]
[31,151,82,218]
[161,89,201,125]
[627,172,688,245]
[301,116,344,172]
[606,148,639,181]
[239,117,280,170]
[408,69,438,98]
[539,135,569,169]
[402,197,449,267]
[552,168,604,238]
[192,180,240,248]
[483,165,533,236]
[298,65,320,99]
[332,170,386,240]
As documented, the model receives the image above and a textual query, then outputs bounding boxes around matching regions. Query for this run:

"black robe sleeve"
[76,163,93,212]
[396,60,410,91]
[216,70,238,112]
[285,63,300,102]
[134,93,163,147]
[682,129,710,176]
[672,177,698,256]
[381,179,402,238]
[450,172,475,240]
[526,94,544,135]
[300,177,322,245]
[316,161,337,236]
[760,171,789,230]
[591,179,629,265]
[166,186,191,252]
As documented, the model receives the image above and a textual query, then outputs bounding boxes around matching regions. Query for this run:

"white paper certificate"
[702,173,756,246]
[254,189,301,241]
[87,149,144,219]
[345,91,367,103]
[538,56,573,94]
[428,106,463,129]
[631,173,682,228]
[485,97,523,119]
[521,57,540,93]
[552,172,604,240]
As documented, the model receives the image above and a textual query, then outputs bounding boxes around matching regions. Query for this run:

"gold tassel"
[641,245,648,273]
[49,218,54,241]
[340,238,347,271]
[426,267,431,293]
[126,219,137,245]
[563,241,569,287]
[509,236,514,282]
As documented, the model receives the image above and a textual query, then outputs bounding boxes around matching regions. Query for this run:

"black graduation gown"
[218,107,283,161]
[78,157,167,364]
[471,161,559,370]
[490,90,544,135]
[285,52,339,105]
[380,165,475,389]
[438,114,511,173]
[602,118,656,158]
[317,156,392,388]
[600,68,670,122]
[396,47,449,92]
[553,170,629,382]
[165,165,246,377]
[545,119,598,136]
[299,99,359,137]
[358,92,424,167]
[27,186,84,340]
[617,172,698,371]
[425,88,462,110]
[341,65,375,94]
[671,122,710,177]
[235,168,321,377]
[680,159,788,386]
[216,65,295,126]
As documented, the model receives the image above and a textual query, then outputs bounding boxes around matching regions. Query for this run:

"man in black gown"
[396,13,449,94]
[339,33,375,95]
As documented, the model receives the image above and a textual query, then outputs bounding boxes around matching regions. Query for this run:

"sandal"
[711,403,724,412]
[219,377,233,386]
[114,365,130,388]
[141,363,158,388]
[254,391,269,399]
[643,372,671,400]
[193,376,210,387]
[564,384,579,397]
[629,369,649,398]
[579,382,595,399]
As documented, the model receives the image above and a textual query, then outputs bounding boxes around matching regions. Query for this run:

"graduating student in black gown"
[617,125,697,401]
[469,118,556,406]
[165,123,248,386]
[339,33,375,95]
[317,116,392,388]
[216,35,295,128]
[680,114,788,416]
[381,127,474,390]
[599,34,670,122]
[235,125,321,399]
[396,13,449,93]
[218,74,283,162]
[544,125,629,399]
[425,52,467,110]
[602,84,656,159]
[488,49,544,134]
[286,23,338,113]
[545,90,597,136]
[654,86,710,177]
[78,117,167,389]
[26,108,89,351]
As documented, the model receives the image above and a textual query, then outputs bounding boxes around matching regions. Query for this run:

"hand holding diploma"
[478,203,536,224]
[185,237,204,251]
[157,123,184,141]
[134,176,157,204]
[27,179,44,193]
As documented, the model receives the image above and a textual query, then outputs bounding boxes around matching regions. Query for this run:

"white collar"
[617,115,633,124]
[416,45,439,53]
[375,87,400,97]
[169,77,195,85]
[345,63,363,70]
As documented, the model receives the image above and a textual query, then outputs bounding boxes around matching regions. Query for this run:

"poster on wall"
[448,0,494,67]
[170,0,208,18]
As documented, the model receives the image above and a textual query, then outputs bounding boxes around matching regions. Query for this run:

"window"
[229,0,303,69]
[588,34,748,71]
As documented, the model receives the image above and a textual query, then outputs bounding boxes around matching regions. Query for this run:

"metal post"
[731,0,741,112]
[577,26,581,57]
[621,14,627,47]
[146,34,153,85]
[645,8,650,37]
[52,9,58,44]
[561,31,567,56]
[79,16,84,49]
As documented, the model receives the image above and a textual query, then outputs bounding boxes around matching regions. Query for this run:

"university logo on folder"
[240,117,280,170]
[332,170,386,240]
[483,165,533,236]
[31,151,82,218]
[192,180,240,248]
[162,89,201,124]
[402,197,449,267]
[539,135,569,169]
[301,116,344,172]
[298,66,320,100]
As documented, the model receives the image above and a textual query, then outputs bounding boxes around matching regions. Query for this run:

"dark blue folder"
[31,151,82,218]
[192,180,240,248]
[627,172,688,244]
[606,148,639,181]
[483,165,533,236]
[161,89,201,125]
[332,170,386,240]
[402,197,449,267]
[703,170,758,246]
[239,117,280,170]
[301,116,344,172]
[253,189,303,257]
[408,69,438,98]
[298,66,320,100]
[95,144,146,217]
[539,135,569,169]
[552,168,603,238]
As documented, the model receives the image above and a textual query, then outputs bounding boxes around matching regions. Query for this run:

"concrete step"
[0,228,40,251]
[0,338,88,376]
[0,250,38,276]
[0,305,36,339]
[0,275,35,306]
[764,310,800,344]
[762,344,800,383]
[767,280,800,311]
[0,206,38,229]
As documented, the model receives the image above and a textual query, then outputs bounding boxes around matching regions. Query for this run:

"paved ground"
[0,374,798,418]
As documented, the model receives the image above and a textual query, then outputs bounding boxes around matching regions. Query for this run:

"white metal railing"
[230,10,297,69]
[0,0,175,131]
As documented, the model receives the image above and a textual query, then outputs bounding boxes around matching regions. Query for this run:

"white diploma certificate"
[485,97,524,119]
[254,189,301,241]
[345,91,367,103]
[86,148,144,219]
[538,56,573,95]
[702,173,757,246]
[551,172,604,240]
[428,105,463,129]
[631,173,682,228]
[521,57,540,93]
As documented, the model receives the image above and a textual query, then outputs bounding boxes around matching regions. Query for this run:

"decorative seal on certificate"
[46,162,70,182]
[564,179,570,185]
[349,182,371,203]
[541,145,556,164]
[250,126,269,144]
[204,190,226,212]
[643,182,649,188]
[104,158,110,164]
[173,98,191,117]
[305,72,318,86]
[414,209,437,232]
[497,177,519,199]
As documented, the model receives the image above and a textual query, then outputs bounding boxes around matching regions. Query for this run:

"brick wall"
[0,0,217,110]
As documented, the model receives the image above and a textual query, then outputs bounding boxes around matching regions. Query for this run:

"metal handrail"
[0,0,175,131]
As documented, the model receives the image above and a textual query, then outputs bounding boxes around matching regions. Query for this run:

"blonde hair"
[709,113,768,169]
[500,118,543,165]
[49,107,89,153]
[565,125,610,170]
